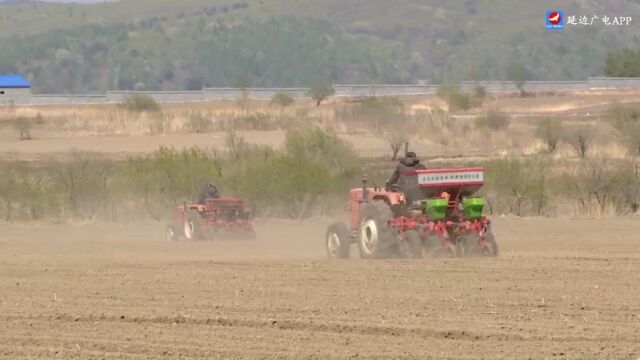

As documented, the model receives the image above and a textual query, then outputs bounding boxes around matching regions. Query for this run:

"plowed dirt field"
[1,217,639,359]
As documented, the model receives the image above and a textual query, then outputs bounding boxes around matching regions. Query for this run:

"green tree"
[306,84,335,106]
[507,63,527,96]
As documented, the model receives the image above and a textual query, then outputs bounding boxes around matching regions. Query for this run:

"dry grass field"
[0,90,639,162]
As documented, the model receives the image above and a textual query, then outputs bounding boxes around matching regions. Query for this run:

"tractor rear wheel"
[358,201,395,259]
[325,222,351,259]
[183,209,204,240]
[405,230,424,259]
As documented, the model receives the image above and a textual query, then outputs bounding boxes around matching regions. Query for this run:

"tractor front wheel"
[183,210,204,240]
[325,222,351,259]
[358,201,395,259]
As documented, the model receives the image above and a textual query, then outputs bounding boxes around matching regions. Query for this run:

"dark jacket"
[386,161,426,188]
[197,185,220,204]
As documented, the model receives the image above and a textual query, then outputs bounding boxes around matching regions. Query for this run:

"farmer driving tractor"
[386,151,426,189]
[197,183,220,205]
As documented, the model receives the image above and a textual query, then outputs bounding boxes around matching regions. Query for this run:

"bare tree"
[571,158,621,214]
[385,128,407,161]
[236,76,251,113]
[340,96,409,160]
[225,129,248,160]
[564,125,593,159]
[535,117,565,153]
[53,151,107,219]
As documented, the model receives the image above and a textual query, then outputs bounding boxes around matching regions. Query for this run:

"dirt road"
[1,217,639,359]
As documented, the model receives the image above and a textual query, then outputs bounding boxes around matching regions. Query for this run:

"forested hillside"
[1,0,639,93]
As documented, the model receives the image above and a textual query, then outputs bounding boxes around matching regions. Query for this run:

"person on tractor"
[197,183,220,205]
[386,151,426,189]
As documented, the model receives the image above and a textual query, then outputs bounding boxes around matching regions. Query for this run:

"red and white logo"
[548,11,562,24]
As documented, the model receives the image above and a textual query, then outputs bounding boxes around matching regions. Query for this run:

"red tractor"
[325,167,497,259]
[166,197,255,241]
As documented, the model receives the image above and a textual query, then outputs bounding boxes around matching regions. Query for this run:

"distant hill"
[0,0,116,3]
[0,0,639,93]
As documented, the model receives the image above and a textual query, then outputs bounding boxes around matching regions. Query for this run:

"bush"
[473,85,486,99]
[285,127,358,173]
[186,113,213,133]
[535,117,564,153]
[49,152,114,220]
[271,92,295,108]
[121,94,160,112]
[564,158,639,215]
[608,104,640,156]
[474,111,510,130]
[11,117,32,140]
[227,155,332,218]
[436,84,478,112]
[12,166,55,220]
[224,129,274,162]
[483,157,548,216]
[4,146,640,221]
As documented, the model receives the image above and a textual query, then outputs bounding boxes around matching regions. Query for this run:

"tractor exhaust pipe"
[361,177,368,203]
[404,141,409,158]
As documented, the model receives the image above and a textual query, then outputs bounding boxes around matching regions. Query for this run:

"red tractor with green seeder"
[325,167,497,259]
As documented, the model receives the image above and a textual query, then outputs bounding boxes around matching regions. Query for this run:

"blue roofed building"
[0,74,32,105]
